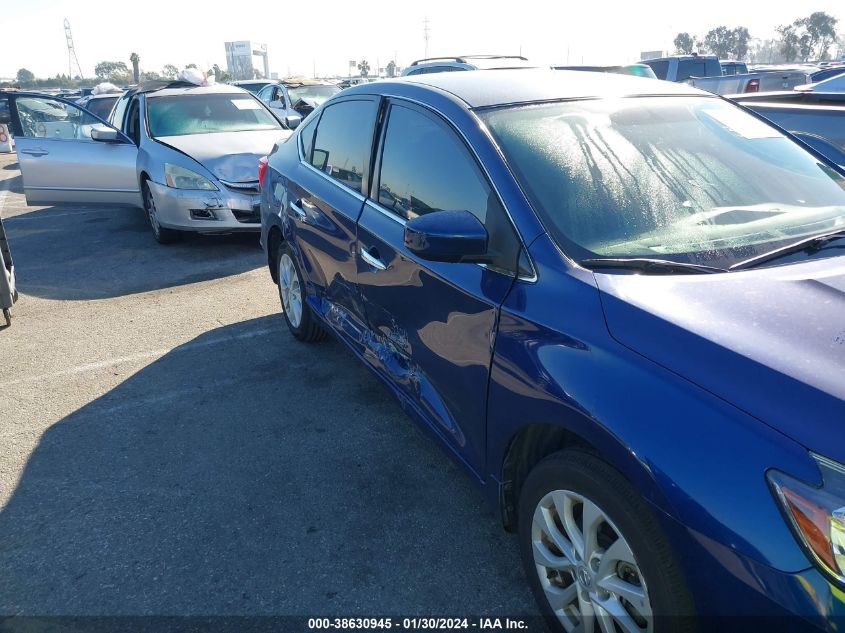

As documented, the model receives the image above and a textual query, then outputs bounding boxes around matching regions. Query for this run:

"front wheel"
[518,450,696,633]
[142,181,181,245]
[277,242,327,343]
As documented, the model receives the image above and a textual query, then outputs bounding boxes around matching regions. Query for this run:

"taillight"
[745,79,759,93]
[258,156,269,188]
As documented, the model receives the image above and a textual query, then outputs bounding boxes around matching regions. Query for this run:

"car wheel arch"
[498,419,676,533]
[267,225,284,284]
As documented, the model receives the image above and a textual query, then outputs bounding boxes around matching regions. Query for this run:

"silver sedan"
[8,83,292,243]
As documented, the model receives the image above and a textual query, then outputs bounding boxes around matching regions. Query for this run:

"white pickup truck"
[689,68,812,95]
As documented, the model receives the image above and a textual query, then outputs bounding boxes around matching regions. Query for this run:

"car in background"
[4,81,292,243]
[75,92,122,121]
[230,79,275,95]
[641,53,721,81]
[731,90,845,167]
[260,68,845,631]
[554,64,657,79]
[689,68,812,95]
[795,72,845,93]
[401,55,537,76]
[256,79,341,127]
[720,60,749,75]
[808,66,845,83]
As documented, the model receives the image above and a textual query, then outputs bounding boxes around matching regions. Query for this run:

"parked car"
[795,72,845,93]
[554,64,657,79]
[689,68,812,95]
[640,54,721,81]
[4,82,292,243]
[260,68,845,631]
[720,60,749,75]
[809,66,845,83]
[401,55,537,76]
[731,91,845,167]
[75,92,122,121]
[256,79,341,128]
[229,79,276,95]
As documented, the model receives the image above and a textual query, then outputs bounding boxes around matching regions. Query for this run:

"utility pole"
[64,18,83,79]
[423,17,430,59]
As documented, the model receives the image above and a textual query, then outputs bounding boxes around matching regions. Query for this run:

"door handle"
[360,246,387,271]
[20,148,48,156]
[289,200,307,221]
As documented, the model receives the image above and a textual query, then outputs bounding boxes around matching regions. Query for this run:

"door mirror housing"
[90,126,121,143]
[285,115,302,129]
[404,210,488,264]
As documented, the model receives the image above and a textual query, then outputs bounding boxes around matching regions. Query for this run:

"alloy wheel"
[144,186,161,239]
[278,252,303,328]
[531,489,653,633]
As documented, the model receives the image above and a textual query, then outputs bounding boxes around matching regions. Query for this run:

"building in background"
[224,41,270,80]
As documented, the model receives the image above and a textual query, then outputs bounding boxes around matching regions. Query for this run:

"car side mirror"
[90,126,120,142]
[403,210,488,264]
[285,115,302,129]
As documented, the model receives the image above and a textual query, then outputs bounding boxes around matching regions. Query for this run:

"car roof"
[146,83,250,98]
[348,69,704,109]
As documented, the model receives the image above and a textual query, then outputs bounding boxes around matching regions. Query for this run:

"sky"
[2,0,844,80]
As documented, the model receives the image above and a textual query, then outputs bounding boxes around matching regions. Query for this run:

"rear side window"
[376,103,521,272]
[310,99,377,193]
[298,116,317,161]
[645,60,669,80]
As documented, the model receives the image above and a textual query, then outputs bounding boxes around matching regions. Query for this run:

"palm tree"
[130,52,140,84]
[357,60,370,78]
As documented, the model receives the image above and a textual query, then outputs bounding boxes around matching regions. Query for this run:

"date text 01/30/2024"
[307,618,530,630]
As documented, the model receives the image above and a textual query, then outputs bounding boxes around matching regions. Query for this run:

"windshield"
[287,85,340,104]
[481,97,845,268]
[147,93,281,137]
[86,96,118,121]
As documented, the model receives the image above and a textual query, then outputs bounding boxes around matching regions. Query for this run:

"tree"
[140,70,161,81]
[357,60,370,78]
[777,24,801,62]
[210,64,231,83]
[161,64,179,79]
[129,52,140,83]
[16,68,35,83]
[385,60,397,78]
[94,61,130,82]
[798,11,838,60]
[185,63,198,69]
[702,26,735,58]
[731,27,751,59]
[673,32,695,55]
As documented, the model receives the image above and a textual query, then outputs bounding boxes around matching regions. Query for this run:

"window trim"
[369,96,536,281]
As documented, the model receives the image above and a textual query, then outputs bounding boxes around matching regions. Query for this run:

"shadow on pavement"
[0,316,532,616]
[2,203,264,301]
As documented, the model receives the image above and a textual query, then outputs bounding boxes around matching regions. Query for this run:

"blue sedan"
[260,69,845,632]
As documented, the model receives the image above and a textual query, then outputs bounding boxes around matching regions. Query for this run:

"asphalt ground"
[0,152,539,627]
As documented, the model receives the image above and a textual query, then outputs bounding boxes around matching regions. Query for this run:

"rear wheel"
[277,242,327,342]
[518,450,696,633]
[142,181,181,245]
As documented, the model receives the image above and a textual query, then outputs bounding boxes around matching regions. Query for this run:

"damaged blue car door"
[356,99,524,475]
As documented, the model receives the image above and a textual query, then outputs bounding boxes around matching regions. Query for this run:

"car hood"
[596,258,845,463]
[157,130,291,183]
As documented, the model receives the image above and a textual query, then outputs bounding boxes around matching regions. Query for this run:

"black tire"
[276,241,327,343]
[518,449,696,633]
[142,181,182,245]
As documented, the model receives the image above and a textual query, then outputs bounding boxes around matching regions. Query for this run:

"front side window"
[310,99,376,192]
[15,96,105,141]
[146,93,282,137]
[482,97,845,269]
[377,103,521,271]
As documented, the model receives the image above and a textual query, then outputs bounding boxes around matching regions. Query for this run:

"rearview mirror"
[403,210,488,263]
[90,126,120,142]
[285,115,302,129]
